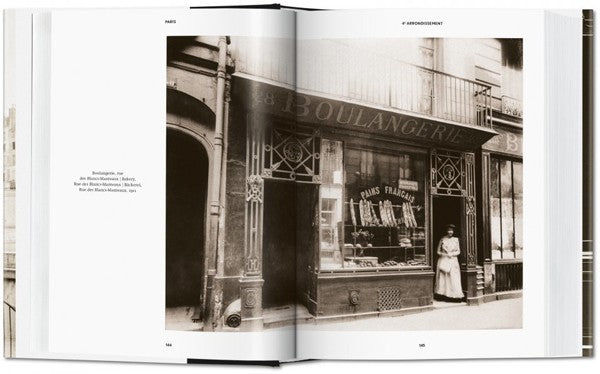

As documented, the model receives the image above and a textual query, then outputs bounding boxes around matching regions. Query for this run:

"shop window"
[513,162,523,258]
[319,139,344,270]
[490,158,523,260]
[318,143,428,270]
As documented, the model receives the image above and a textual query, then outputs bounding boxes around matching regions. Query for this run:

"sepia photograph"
[165,36,523,332]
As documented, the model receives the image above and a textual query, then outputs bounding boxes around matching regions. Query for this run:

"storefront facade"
[478,102,523,297]
[165,37,523,331]
[229,73,499,329]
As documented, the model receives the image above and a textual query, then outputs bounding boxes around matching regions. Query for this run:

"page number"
[419,343,426,348]
[165,343,172,347]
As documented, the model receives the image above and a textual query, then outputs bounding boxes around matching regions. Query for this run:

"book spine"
[582,9,594,358]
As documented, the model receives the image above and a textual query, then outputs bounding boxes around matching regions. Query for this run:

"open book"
[3,5,593,364]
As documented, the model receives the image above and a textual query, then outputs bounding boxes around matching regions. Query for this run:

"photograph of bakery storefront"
[230,37,523,330]
[165,37,523,332]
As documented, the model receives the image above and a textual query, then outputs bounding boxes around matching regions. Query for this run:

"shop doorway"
[262,180,298,308]
[165,129,209,309]
[431,195,463,270]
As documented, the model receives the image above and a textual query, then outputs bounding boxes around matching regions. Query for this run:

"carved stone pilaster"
[239,277,264,331]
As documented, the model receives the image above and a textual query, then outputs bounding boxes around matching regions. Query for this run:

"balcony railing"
[235,39,494,129]
[383,64,494,128]
[297,42,493,129]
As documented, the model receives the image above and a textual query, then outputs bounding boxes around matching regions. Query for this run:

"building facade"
[165,37,523,331]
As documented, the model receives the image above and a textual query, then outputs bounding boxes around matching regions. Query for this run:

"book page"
[44,7,296,363]
[290,8,560,359]
[11,6,584,364]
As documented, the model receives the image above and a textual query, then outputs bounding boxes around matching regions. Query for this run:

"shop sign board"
[482,127,522,156]
[234,77,498,151]
[398,179,419,191]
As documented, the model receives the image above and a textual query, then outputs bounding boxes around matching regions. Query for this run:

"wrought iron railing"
[426,67,493,128]
[296,42,494,129]
[495,261,523,292]
[236,40,495,129]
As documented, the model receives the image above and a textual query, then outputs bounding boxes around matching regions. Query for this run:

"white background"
[1,0,599,373]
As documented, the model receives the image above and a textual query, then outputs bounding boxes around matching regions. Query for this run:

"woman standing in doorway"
[434,224,464,302]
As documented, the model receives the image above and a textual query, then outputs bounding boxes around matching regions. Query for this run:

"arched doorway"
[165,128,209,309]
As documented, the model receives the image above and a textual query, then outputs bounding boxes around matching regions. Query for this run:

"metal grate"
[495,261,523,292]
[430,149,466,196]
[262,124,321,183]
[378,286,402,311]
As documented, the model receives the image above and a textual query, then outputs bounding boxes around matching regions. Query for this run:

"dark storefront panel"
[165,129,209,308]
[311,271,434,317]
[262,181,297,308]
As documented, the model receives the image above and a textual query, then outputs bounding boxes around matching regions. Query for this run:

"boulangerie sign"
[235,77,498,151]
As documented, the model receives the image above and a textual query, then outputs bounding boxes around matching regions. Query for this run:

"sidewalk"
[299,297,523,331]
